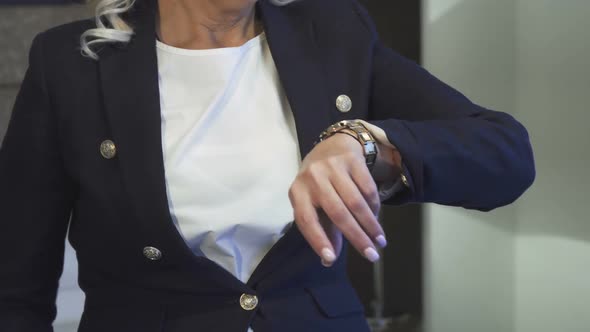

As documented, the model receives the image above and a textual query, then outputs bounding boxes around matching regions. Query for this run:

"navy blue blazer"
[0,0,535,331]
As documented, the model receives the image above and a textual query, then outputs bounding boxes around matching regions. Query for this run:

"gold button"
[239,293,258,311]
[100,140,117,159]
[143,246,162,261]
[336,95,352,113]
[401,173,410,188]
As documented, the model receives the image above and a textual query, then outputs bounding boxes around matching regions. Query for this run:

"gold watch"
[314,120,378,171]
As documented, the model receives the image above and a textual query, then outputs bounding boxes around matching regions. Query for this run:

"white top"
[156,32,399,331]
[157,33,300,284]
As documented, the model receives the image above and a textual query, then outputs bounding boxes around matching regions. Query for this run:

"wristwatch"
[314,120,378,171]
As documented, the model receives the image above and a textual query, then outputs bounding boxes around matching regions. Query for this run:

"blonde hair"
[80,0,298,60]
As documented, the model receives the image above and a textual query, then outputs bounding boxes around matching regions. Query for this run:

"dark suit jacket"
[0,0,535,331]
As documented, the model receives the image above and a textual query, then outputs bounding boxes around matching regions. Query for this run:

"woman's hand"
[288,131,388,267]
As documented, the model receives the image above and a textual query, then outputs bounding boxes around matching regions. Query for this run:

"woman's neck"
[156,0,262,50]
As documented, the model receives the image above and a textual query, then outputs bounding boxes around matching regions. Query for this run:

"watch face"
[365,142,377,155]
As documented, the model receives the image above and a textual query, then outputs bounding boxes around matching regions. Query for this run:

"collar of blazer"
[97,0,332,289]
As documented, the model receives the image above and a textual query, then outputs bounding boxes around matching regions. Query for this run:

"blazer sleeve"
[353,2,536,211]
[0,32,75,332]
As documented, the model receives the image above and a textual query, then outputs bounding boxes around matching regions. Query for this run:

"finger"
[315,181,380,263]
[330,173,387,248]
[349,161,381,217]
[290,186,338,266]
[318,209,343,258]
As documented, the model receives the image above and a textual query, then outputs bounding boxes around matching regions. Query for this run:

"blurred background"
[0,1,588,332]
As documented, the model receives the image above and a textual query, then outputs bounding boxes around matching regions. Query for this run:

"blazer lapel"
[98,2,170,241]
[98,0,331,287]
[258,0,333,159]
[248,0,333,287]
[98,1,248,291]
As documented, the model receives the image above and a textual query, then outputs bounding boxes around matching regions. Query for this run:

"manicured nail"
[364,247,380,262]
[375,235,387,248]
[321,248,336,265]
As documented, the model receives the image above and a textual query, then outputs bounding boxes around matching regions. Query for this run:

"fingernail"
[321,248,336,264]
[321,259,332,267]
[364,247,380,262]
[375,235,387,248]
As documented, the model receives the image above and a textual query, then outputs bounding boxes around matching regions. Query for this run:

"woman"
[0,0,535,331]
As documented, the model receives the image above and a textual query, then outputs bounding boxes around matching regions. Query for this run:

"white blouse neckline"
[156,32,267,57]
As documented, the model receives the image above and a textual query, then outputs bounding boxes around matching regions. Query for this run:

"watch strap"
[314,120,378,171]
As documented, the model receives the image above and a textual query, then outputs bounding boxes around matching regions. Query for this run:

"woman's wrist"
[333,128,401,182]
[371,141,402,182]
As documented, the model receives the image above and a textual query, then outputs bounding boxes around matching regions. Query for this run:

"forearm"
[369,111,535,210]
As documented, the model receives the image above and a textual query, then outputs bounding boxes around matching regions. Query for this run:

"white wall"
[422,1,518,331]
[514,1,590,331]
[422,1,590,332]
